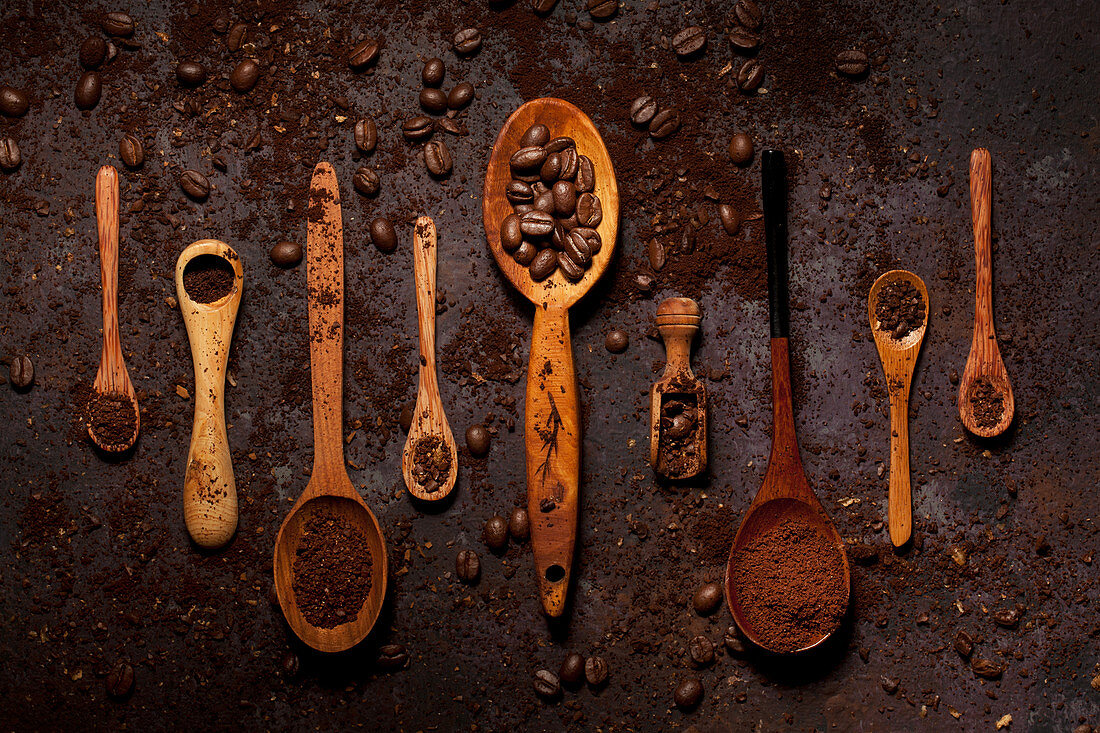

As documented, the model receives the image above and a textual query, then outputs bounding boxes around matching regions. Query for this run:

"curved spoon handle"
[526,303,580,617]
[412,217,439,396]
[94,165,131,395]
[888,386,912,547]
[969,148,994,340]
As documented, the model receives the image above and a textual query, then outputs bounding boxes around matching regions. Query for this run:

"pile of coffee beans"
[656,394,701,478]
[535,651,609,703]
[411,435,452,494]
[500,123,603,282]
[628,95,681,140]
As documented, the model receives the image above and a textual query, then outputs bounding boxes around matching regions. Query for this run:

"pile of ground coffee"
[728,511,847,652]
[85,391,136,445]
[182,254,235,304]
[291,510,373,629]
[656,393,700,478]
[968,375,1005,428]
[874,279,925,339]
[411,435,451,494]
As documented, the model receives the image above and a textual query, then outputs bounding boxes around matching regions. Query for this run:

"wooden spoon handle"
[888,389,912,547]
[656,297,700,377]
[969,148,994,339]
[526,303,580,617]
[412,217,439,394]
[95,165,128,394]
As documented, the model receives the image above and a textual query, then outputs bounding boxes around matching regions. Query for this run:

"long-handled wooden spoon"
[650,297,707,480]
[273,162,388,653]
[175,239,243,549]
[483,98,619,617]
[724,150,850,654]
[958,148,1014,437]
[402,216,458,501]
[88,165,140,452]
[868,270,929,547]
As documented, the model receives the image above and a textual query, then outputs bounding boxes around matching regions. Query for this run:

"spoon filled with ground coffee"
[724,150,850,654]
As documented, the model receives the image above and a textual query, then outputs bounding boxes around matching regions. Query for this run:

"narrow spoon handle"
[969,148,994,340]
[95,165,128,394]
[412,217,439,396]
[888,387,912,547]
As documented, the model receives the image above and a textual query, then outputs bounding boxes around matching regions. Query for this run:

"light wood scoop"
[89,165,140,452]
[868,270,929,548]
[273,162,388,653]
[650,297,707,480]
[402,217,458,501]
[483,97,619,617]
[175,239,243,549]
[958,148,1014,437]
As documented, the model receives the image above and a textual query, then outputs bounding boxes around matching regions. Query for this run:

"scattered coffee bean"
[180,169,210,200]
[718,204,740,235]
[270,241,302,267]
[881,676,900,694]
[673,677,703,709]
[348,37,380,70]
[520,123,550,147]
[0,137,21,171]
[229,59,261,92]
[533,669,562,700]
[648,108,681,140]
[584,656,609,686]
[559,652,585,687]
[419,87,448,114]
[605,329,628,353]
[105,661,134,698]
[9,354,33,390]
[835,49,870,77]
[971,658,1005,680]
[75,71,102,110]
[423,140,453,177]
[226,23,247,52]
[737,59,764,91]
[723,627,748,656]
[422,57,445,87]
[587,0,618,20]
[176,60,207,87]
[436,117,467,136]
[0,86,29,117]
[629,95,657,126]
[529,248,558,281]
[728,133,754,165]
[727,28,761,54]
[466,423,491,457]
[352,166,380,196]
[279,650,301,678]
[733,0,763,30]
[509,507,530,540]
[954,629,974,658]
[369,217,397,253]
[993,606,1023,629]
[532,0,559,14]
[118,134,143,169]
[376,643,409,671]
[692,581,723,615]
[483,515,509,551]
[672,26,706,58]
[399,402,415,432]
[354,116,378,154]
[402,115,435,142]
[102,12,134,38]
[448,81,474,110]
[452,28,482,55]
[688,635,715,667]
[647,238,665,271]
[79,37,107,69]
[456,549,480,583]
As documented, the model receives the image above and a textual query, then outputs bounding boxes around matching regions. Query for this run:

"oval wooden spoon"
[175,239,243,549]
[724,150,850,654]
[273,162,388,653]
[868,269,929,548]
[89,165,140,452]
[650,297,707,480]
[402,217,458,501]
[958,148,1014,437]
[483,97,619,617]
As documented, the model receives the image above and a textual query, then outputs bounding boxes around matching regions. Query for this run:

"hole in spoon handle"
[762,150,789,339]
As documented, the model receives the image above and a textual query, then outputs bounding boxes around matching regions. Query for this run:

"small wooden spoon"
[273,162,388,653]
[483,97,619,617]
[402,217,458,501]
[650,297,707,480]
[175,239,243,549]
[724,150,850,654]
[868,270,929,548]
[89,165,140,452]
[958,148,1014,437]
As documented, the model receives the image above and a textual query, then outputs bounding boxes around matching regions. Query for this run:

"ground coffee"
[874,279,925,339]
[411,435,451,494]
[86,391,136,445]
[291,510,373,629]
[656,392,700,478]
[182,254,235,303]
[968,375,1005,428]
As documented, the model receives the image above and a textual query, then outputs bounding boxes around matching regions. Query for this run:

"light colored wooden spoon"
[483,97,619,617]
[273,162,388,653]
[649,297,707,480]
[402,217,458,501]
[175,239,243,549]
[958,148,1014,437]
[89,165,140,452]
[868,270,929,548]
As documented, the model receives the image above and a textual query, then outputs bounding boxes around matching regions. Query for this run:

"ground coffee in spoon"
[411,435,451,494]
[874,279,925,339]
[182,254,235,303]
[968,375,1005,429]
[291,510,373,629]
[85,391,136,445]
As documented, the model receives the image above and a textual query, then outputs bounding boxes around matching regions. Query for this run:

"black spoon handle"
[762,149,789,339]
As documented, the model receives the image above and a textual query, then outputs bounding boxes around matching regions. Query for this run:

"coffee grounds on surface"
[291,510,373,629]
[411,435,451,493]
[874,279,925,339]
[85,391,136,445]
[656,392,701,478]
[182,254,235,304]
[728,511,847,653]
[968,375,1005,428]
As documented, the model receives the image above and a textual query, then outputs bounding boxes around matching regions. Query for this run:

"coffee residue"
[874,279,925,339]
[411,435,452,494]
[291,510,373,629]
[86,391,136,446]
[183,254,235,304]
[968,375,1005,429]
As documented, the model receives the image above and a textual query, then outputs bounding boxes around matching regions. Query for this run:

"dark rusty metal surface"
[0,0,1097,730]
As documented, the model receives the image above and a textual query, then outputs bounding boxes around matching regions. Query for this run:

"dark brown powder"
[85,391,136,446]
[291,510,373,629]
[968,375,1005,429]
[182,254,235,303]
[411,435,452,494]
[874,279,925,339]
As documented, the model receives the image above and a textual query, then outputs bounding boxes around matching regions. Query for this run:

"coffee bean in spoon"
[519,210,554,238]
[176,60,207,87]
[672,26,706,58]
[79,37,107,69]
[510,145,548,173]
[466,423,491,456]
[0,137,21,171]
[448,82,474,110]
[551,181,577,217]
[576,192,602,227]
[575,156,595,192]
[0,86,29,117]
[520,124,550,147]
[180,170,210,200]
[483,515,509,551]
[557,250,585,281]
[354,117,378,154]
[544,136,575,154]
[229,59,260,92]
[270,241,302,267]
[75,71,102,110]
[513,241,537,266]
[422,57,445,87]
[529,249,558,281]
[419,87,448,114]
[370,217,397,253]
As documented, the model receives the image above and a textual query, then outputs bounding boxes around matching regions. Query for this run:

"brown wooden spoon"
[650,297,707,480]
[88,165,140,452]
[483,97,619,617]
[958,148,1014,437]
[273,162,388,653]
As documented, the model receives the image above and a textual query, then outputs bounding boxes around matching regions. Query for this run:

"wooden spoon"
[958,148,1014,437]
[402,217,458,501]
[723,150,850,654]
[273,162,388,653]
[483,97,619,617]
[88,165,140,452]
[868,270,929,548]
[175,239,243,549]
[649,297,707,480]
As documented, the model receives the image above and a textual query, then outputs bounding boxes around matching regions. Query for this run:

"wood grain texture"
[273,162,387,653]
[402,217,458,501]
[649,297,707,479]
[90,164,140,452]
[868,269,930,548]
[176,239,243,549]
[958,148,1015,437]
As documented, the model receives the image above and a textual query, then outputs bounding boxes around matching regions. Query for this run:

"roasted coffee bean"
[557,250,585,281]
[270,241,302,267]
[724,627,748,656]
[513,240,537,266]
[510,145,547,172]
[533,670,562,700]
[539,153,561,184]
[672,26,706,57]
[505,181,534,205]
[646,238,665,271]
[226,23,247,52]
[575,155,595,192]
[180,170,210,200]
[587,0,618,20]
[532,181,549,196]
[75,71,102,110]
[971,658,1005,680]
[102,12,134,38]
[673,677,703,709]
[419,87,448,114]
[550,221,567,250]
[509,506,531,539]
[520,210,554,238]
[280,650,301,678]
[688,635,715,666]
[399,402,415,432]
[448,81,474,110]
[354,116,378,154]
[353,166,380,196]
[728,28,761,54]
[9,354,33,390]
[423,140,452,177]
[529,248,558,281]
[584,656,609,686]
[630,95,658,126]
[693,581,723,615]
[954,630,974,658]
[558,146,578,180]
[564,230,591,267]
[348,38,380,70]
[835,49,870,76]
[575,192,602,227]
[0,86,28,118]
[544,136,575,154]
[734,0,763,30]
[0,137,21,171]
[452,28,482,55]
[436,117,467,136]
[534,190,555,214]
[993,606,1023,629]
[718,204,740,235]
[520,123,550,148]
[176,60,207,87]
[456,549,480,583]
[574,226,601,254]
[377,643,409,671]
[737,59,764,91]
[728,132,753,164]
[483,514,508,550]
[370,217,397,253]
[105,661,134,698]
[532,0,559,14]
[634,273,654,294]
[118,134,143,169]
[80,37,108,69]
[552,181,577,217]
[559,652,585,687]
[230,59,260,92]
[648,108,681,139]
[466,424,491,456]
[605,329,628,353]
[402,115,435,142]
[422,57,445,87]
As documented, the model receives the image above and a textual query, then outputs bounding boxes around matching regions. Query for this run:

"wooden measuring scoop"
[868,270,929,548]
[650,297,707,480]
[483,98,619,617]
[175,239,243,549]
[402,217,458,501]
